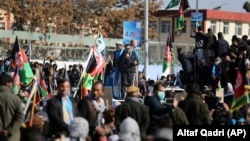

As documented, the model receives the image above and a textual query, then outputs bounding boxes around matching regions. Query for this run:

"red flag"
[234,69,245,99]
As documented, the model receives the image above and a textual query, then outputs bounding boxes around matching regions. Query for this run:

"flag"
[162,34,172,76]
[231,70,250,112]
[11,36,34,85]
[18,49,34,85]
[176,0,184,30]
[11,36,20,65]
[82,73,94,90]
[183,0,190,11]
[165,0,180,9]
[81,37,106,95]
[39,70,48,97]
[96,35,106,53]
[13,67,21,95]
[92,47,106,76]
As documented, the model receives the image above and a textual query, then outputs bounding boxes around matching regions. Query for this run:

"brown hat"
[126,86,141,97]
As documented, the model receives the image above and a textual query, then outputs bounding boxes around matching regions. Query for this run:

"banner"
[123,21,142,48]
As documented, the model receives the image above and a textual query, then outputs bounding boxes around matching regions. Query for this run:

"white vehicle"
[165,86,187,102]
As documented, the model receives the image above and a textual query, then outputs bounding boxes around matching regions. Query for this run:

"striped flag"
[231,69,250,112]
[11,36,34,85]
[176,0,184,30]
[162,34,172,76]
[81,37,106,96]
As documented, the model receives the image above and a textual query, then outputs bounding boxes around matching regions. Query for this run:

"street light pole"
[144,0,149,80]
[196,0,199,12]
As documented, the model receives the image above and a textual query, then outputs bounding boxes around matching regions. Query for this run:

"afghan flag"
[12,36,34,85]
[231,69,250,112]
[162,34,172,76]
[176,0,184,30]
[13,67,21,95]
[39,69,48,97]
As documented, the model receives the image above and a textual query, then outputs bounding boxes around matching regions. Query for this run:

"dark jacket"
[77,96,98,137]
[115,98,149,139]
[0,86,24,141]
[178,53,194,73]
[178,95,211,125]
[46,94,78,137]
[144,96,173,135]
[118,50,139,73]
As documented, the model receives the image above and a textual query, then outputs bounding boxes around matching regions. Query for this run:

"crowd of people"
[1,26,250,141]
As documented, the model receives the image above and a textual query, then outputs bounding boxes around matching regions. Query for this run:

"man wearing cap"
[113,42,124,69]
[112,42,124,99]
[115,86,149,140]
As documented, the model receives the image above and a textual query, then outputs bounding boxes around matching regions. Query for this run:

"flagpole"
[144,0,149,81]
[23,78,38,115]
[73,33,100,98]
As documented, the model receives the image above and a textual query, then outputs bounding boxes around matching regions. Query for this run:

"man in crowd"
[46,79,78,139]
[77,81,106,140]
[0,73,24,141]
[115,86,149,140]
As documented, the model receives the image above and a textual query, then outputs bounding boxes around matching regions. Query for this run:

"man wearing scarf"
[46,79,78,139]
[77,81,107,140]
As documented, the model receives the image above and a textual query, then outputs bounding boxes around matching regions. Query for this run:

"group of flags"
[11,36,49,104]
[81,35,107,95]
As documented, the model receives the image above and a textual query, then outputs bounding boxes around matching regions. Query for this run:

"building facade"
[154,9,250,45]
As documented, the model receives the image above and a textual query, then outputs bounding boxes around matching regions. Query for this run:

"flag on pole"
[162,34,172,76]
[231,69,250,112]
[165,0,180,9]
[81,37,106,95]
[11,36,34,85]
[176,0,184,30]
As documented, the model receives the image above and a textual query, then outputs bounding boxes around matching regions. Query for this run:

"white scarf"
[91,97,106,126]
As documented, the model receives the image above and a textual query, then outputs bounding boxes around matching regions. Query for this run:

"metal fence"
[0,42,195,65]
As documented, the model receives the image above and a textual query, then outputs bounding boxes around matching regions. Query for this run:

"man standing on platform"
[118,44,139,99]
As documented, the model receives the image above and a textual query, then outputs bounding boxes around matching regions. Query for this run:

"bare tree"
[0,0,162,38]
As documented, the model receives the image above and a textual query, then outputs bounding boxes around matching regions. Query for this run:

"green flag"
[162,34,172,76]
[82,73,94,90]
[176,0,184,30]
[165,0,180,9]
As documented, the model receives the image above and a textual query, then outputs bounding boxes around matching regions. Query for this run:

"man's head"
[91,81,104,100]
[115,42,123,50]
[57,79,71,97]
[0,73,13,89]
[124,44,131,53]
[130,39,137,48]
[152,81,166,101]
[126,86,141,98]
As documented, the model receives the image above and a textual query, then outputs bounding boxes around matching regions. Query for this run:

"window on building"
[210,21,216,33]
[161,21,170,33]
[149,21,157,29]
[223,22,229,34]
[182,21,187,33]
[235,23,242,36]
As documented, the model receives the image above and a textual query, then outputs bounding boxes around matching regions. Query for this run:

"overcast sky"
[163,0,248,13]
